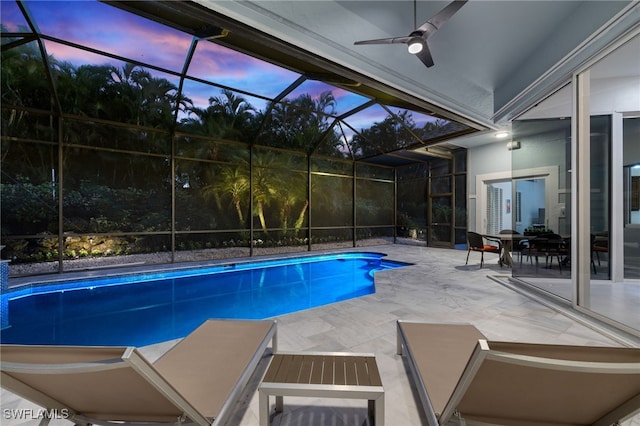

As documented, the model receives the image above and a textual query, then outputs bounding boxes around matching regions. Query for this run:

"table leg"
[502,240,513,267]
[374,394,385,426]
[275,395,284,413]
[259,390,269,426]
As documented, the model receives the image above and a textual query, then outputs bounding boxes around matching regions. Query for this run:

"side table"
[259,352,384,425]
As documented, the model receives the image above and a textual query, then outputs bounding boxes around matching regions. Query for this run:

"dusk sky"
[2,0,443,132]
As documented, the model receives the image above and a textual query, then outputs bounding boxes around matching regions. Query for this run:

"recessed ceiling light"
[495,131,509,139]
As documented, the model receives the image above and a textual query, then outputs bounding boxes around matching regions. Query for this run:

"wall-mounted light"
[495,131,509,139]
[506,141,521,150]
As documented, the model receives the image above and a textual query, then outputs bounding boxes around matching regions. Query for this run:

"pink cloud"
[181,79,268,112]
[44,40,121,67]
[29,1,191,72]
[188,41,299,97]
[1,1,28,32]
[345,105,389,129]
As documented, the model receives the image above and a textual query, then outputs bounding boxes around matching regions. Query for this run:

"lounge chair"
[0,319,278,426]
[396,320,640,425]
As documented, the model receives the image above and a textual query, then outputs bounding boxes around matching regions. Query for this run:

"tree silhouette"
[180,89,256,141]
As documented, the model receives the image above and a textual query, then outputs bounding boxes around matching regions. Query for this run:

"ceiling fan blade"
[354,36,412,46]
[416,44,435,68]
[416,0,467,33]
[353,0,466,69]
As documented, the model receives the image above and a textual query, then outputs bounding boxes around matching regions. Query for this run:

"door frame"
[476,166,560,234]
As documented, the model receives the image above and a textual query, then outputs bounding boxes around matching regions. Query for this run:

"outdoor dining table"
[482,233,527,267]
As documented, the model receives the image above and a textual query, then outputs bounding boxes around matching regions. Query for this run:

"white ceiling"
[196,0,639,142]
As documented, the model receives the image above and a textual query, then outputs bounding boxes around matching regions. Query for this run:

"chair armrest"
[484,236,502,249]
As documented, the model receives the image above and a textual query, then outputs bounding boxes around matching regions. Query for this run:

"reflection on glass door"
[485,179,547,235]
[582,33,640,334]
[623,117,640,280]
[514,178,546,234]
[510,117,572,297]
[486,183,504,235]
[590,116,611,280]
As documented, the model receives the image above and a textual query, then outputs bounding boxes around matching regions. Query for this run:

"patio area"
[2,244,639,425]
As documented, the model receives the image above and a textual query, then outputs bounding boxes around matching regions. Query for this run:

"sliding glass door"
[580,34,639,333]
[623,117,640,280]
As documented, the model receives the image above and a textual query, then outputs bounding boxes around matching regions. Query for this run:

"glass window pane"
[431,176,451,194]
[589,115,611,279]
[343,104,388,159]
[62,148,171,233]
[44,40,182,126]
[189,39,301,98]
[421,120,473,142]
[356,163,394,180]
[388,107,440,148]
[624,117,640,280]
[431,196,452,225]
[347,104,427,158]
[284,80,370,117]
[512,118,571,236]
[175,135,249,162]
[28,1,192,72]
[454,149,467,173]
[584,35,639,334]
[311,228,353,250]
[63,119,171,155]
[61,234,172,272]
[1,109,59,265]
[1,141,59,236]
[256,98,337,153]
[356,227,393,246]
[511,116,571,289]
[1,108,56,143]
[430,225,452,244]
[179,81,265,139]
[431,158,451,176]
[455,174,467,227]
[397,163,427,240]
[174,232,250,260]
[356,179,393,226]
[311,157,352,177]
[1,1,31,34]
[1,41,52,110]
[322,122,355,159]
[175,159,250,231]
[252,230,309,256]
[252,148,308,238]
[311,174,353,227]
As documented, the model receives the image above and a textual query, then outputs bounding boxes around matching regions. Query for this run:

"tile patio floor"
[2,245,639,425]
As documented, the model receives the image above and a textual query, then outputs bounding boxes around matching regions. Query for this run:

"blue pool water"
[1,252,409,346]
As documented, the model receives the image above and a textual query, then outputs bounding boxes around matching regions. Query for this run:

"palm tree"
[261,91,338,153]
[105,63,185,129]
[180,89,256,140]
[251,151,280,234]
[209,89,256,139]
[204,163,250,225]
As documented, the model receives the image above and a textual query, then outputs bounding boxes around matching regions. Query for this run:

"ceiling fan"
[354,0,468,68]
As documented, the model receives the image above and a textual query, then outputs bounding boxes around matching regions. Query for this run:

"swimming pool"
[1,252,409,346]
